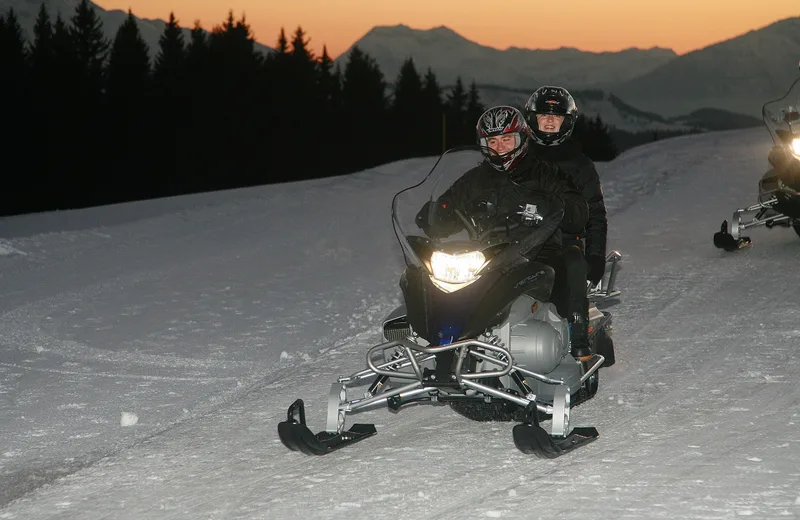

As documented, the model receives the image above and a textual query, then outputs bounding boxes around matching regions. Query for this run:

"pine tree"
[106,10,152,198]
[587,115,618,161]
[69,0,109,97]
[26,4,59,206]
[462,80,486,145]
[261,27,291,177]
[278,26,320,175]
[29,4,54,74]
[209,11,259,71]
[318,45,341,109]
[153,12,185,94]
[151,12,187,194]
[186,20,209,70]
[0,7,27,75]
[205,12,262,185]
[39,13,85,209]
[66,0,107,205]
[107,9,150,103]
[574,114,618,161]
[342,46,387,112]
[181,21,213,187]
[289,26,318,104]
[391,57,424,158]
[52,13,76,73]
[51,13,80,103]
[445,77,467,147]
[465,81,485,124]
[0,7,32,214]
[275,27,288,54]
[341,46,388,169]
[317,45,343,173]
[291,26,314,62]
[421,68,444,154]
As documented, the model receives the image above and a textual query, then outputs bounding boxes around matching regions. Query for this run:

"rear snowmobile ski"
[278,146,622,458]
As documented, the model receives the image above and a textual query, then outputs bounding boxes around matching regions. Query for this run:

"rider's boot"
[570,312,592,362]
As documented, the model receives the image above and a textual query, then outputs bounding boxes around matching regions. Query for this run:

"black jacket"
[416,152,589,253]
[531,140,608,259]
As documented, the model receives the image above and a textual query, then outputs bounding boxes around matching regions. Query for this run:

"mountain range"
[337,18,800,118]
[333,24,677,92]
[0,0,273,58]
[611,17,800,117]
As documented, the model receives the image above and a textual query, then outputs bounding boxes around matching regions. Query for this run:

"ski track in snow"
[2,130,800,518]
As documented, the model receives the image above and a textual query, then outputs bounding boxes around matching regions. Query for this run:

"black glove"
[586,255,606,286]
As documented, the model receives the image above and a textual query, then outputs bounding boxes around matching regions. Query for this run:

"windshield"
[390,146,565,273]
[763,75,800,150]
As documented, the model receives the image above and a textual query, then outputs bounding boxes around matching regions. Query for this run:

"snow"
[1,127,800,518]
[119,412,138,427]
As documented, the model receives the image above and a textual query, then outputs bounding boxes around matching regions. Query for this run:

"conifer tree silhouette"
[107,10,152,196]
[392,58,425,158]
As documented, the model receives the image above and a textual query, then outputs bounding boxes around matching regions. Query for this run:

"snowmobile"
[278,146,622,458]
[714,65,800,251]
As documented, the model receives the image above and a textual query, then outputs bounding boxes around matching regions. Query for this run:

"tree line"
[0,1,617,217]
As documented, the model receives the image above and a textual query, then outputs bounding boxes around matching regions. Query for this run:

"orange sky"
[95,0,799,58]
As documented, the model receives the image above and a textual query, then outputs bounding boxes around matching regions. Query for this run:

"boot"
[570,312,592,361]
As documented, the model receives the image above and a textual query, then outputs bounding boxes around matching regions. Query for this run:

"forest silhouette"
[0,1,619,216]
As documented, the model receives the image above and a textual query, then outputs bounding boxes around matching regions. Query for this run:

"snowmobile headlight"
[429,250,487,292]
[791,137,800,158]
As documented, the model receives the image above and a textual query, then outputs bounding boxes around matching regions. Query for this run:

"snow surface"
[1,127,800,519]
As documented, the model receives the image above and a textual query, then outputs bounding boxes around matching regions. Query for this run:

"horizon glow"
[94,0,799,59]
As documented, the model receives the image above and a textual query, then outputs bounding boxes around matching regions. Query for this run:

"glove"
[586,255,606,286]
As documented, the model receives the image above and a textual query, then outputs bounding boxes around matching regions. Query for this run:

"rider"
[417,105,592,360]
[523,87,609,357]
[523,86,609,285]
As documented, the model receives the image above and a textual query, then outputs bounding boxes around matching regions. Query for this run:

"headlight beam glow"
[429,250,487,292]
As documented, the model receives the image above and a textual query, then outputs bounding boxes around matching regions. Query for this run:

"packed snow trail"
[2,128,800,519]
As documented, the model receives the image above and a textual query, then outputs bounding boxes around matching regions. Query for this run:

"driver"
[416,105,592,361]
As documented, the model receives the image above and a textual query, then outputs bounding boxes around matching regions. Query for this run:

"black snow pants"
[534,243,589,323]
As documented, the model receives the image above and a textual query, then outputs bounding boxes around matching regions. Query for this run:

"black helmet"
[475,105,530,172]
[523,86,578,146]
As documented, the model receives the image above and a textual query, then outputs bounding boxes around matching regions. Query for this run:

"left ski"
[713,220,752,251]
[278,399,377,456]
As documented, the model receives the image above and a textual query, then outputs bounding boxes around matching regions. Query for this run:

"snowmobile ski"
[277,399,377,455]
[512,403,599,459]
[713,220,752,251]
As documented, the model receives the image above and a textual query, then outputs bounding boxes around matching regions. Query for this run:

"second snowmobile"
[278,146,622,458]
[714,63,800,251]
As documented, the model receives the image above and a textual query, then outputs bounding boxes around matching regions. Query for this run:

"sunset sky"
[95,0,799,58]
